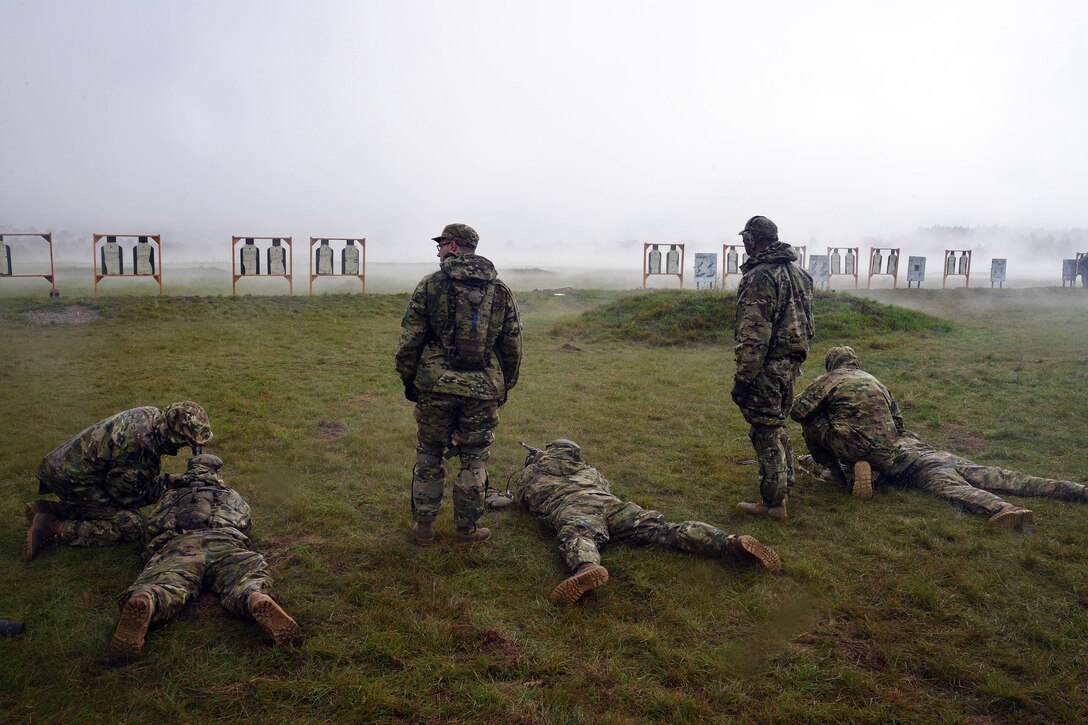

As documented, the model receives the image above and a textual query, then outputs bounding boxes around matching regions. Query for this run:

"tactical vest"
[133,239,156,274]
[267,240,286,275]
[241,240,260,274]
[101,239,123,275]
[444,276,499,370]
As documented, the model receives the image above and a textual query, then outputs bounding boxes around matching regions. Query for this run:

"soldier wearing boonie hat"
[396,223,523,547]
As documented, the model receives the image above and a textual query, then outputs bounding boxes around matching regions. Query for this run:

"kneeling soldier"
[507,440,781,605]
[108,454,301,659]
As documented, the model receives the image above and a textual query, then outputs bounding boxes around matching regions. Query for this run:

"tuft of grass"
[549,289,953,346]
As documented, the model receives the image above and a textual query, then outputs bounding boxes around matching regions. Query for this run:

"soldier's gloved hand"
[404,382,419,403]
[731,379,752,406]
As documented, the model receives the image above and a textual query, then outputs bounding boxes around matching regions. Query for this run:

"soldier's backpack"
[445,277,498,369]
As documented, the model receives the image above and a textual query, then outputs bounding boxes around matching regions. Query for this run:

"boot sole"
[251,597,303,646]
[732,535,782,572]
[989,509,1034,529]
[549,565,609,606]
[108,594,153,660]
[23,513,56,563]
[852,462,873,501]
[452,530,492,546]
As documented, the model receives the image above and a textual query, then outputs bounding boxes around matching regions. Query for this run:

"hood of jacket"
[535,447,589,477]
[740,241,800,273]
[825,345,861,372]
[442,252,498,283]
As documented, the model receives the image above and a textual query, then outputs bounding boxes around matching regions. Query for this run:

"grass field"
[1,286,1087,723]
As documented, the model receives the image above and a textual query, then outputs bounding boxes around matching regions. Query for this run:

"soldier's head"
[162,401,213,454]
[433,223,479,260]
[825,346,861,372]
[739,216,778,256]
[181,453,225,486]
[545,439,583,460]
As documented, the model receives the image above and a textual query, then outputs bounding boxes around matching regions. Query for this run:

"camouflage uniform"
[396,244,522,528]
[511,444,746,571]
[34,403,212,547]
[733,225,815,508]
[119,455,273,624]
[793,348,1088,516]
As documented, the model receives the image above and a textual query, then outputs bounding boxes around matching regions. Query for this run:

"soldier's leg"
[954,460,1088,503]
[452,398,499,532]
[550,507,610,605]
[750,425,790,507]
[912,463,1025,520]
[121,535,207,625]
[412,395,457,524]
[204,535,299,644]
[800,416,848,483]
[739,358,795,511]
[53,506,146,547]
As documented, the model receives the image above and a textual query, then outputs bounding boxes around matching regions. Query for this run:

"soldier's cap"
[545,439,582,453]
[432,223,479,249]
[825,345,860,372]
[739,216,779,242]
[187,453,223,471]
[164,401,213,445]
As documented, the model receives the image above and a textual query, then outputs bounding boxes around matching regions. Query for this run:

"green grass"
[1,288,1087,722]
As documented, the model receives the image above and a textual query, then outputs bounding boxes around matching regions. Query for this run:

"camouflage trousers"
[550,496,738,571]
[737,357,799,507]
[800,415,895,485]
[412,392,499,527]
[120,529,271,624]
[899,450,1088,517]
[37,473,145,547]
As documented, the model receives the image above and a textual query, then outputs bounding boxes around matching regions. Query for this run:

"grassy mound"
[549,289,954,346]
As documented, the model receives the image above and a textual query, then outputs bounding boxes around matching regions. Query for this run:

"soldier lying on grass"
[25,402,213,559]
[108,454,301,659]
[792,346,1088,529]
[492,440,781,606]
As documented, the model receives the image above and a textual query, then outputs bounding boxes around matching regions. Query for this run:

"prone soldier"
[505,440,780,605]
[108,454,301,659]
[25,402,213,560]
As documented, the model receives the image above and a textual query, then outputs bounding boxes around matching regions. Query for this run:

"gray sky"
[1,1,1086,266]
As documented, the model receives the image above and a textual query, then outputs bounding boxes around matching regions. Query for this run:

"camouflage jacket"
[38,406,177,507]
[395,252,522,400]
[144,468,252,556]
[791,346,905,455]
[734,243,815,383]
[511,447,620,525]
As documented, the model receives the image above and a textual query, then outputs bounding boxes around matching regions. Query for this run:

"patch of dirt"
[314,419,346,439]
[839,636,887,672]
[263,533,326,550]
[181,592,222,619]
[556,342,583,352]
[458,626,526,661]
[940,425,988,454]
[348,393,377,405]
[900,399,915,410]
[25,305,101,325]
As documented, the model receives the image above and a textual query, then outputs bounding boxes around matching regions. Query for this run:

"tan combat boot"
[988,506,1034,530]
[23,512,59,562]
[24,499,67,522]
[549,563,609,606]
[852,461,873,501]
[108,592,154,660]
[452,526,491,546]
[411,521,436,547]
[726,535,782,571]
[248,592,303,646]
[737,501,787,520]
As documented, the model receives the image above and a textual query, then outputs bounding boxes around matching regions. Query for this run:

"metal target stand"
[232,236,293,296]
[942,249,972,288]
[867,247,901,289]
[0,232,59,296]
[309,237,366,295]
[93,234,163,296]
[826,246,860,288]
[643,243,685,289]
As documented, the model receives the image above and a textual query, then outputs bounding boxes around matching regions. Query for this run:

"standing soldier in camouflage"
[108,454,301,659]
[24,402,213,561]
[505,440,780,605]
[732,216,815,520]
[396,224,522,546]
[792,346,1088,528]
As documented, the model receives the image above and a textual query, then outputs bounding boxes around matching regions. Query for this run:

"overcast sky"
[1,1,1086,265]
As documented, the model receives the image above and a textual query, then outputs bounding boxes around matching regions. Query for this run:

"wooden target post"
[232,236,293,296]
[309,237,366,295]
[721,244,744,287]
[643,243,685,289]
[867,247,901,289]
[0,232,58,296]
[826,246,860,288]
[93,234,163,297]
[942,249,971,288]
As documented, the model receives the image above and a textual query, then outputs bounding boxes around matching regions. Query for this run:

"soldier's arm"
[103,462,159,507]
[888,392,906,434]
[495,285,523,392]
[394,279,431,384]
[790,373,836,422]
[733,269,778,382]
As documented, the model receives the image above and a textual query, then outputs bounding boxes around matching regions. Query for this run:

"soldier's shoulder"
[117,407,161,425]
